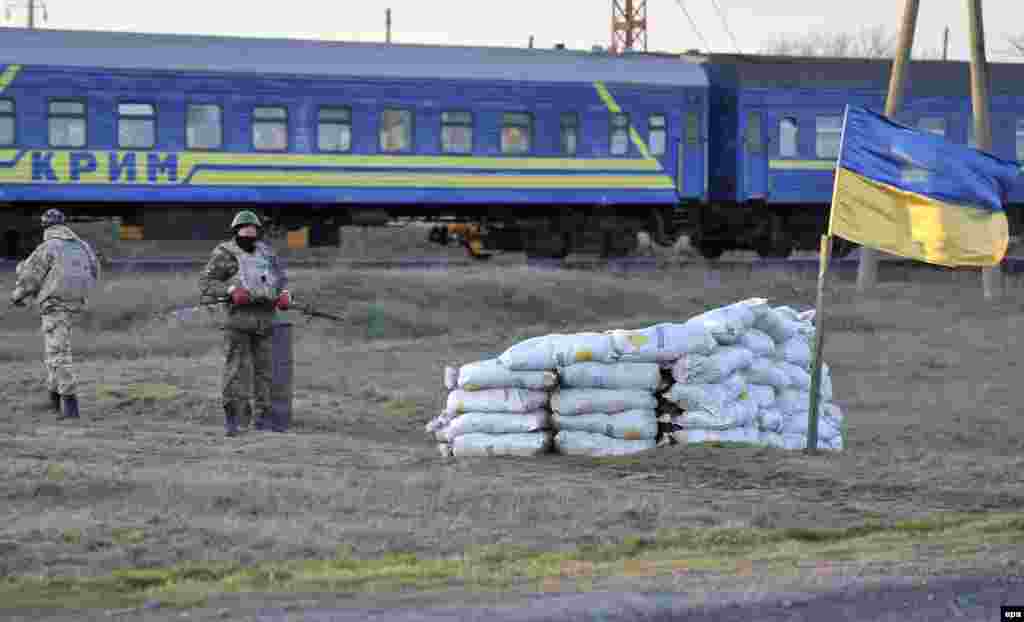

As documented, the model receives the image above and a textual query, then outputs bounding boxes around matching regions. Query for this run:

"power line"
[671,0,712,52]
[709,0,741,53]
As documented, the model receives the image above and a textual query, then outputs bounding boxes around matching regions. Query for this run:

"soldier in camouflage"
[199,210,291,436]
[9,208,100,420]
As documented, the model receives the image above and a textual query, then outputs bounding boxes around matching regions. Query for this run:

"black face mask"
[235,235,257,252]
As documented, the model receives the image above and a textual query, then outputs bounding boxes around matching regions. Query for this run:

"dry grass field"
[2,225,1024,618]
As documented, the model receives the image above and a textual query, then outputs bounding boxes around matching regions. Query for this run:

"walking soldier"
[9,208,100,420]
[199,210,291,436]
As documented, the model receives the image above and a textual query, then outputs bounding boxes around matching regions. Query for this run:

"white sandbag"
[558,362,661,391]
[756,408,786,433]
[738,329,776,357]
[437,411,549,442]
[776,388,835,415]
[754,309,802,344]
[759,431,841,451]
[662,373,746,414]
[774,337,812,368]
[498,332,618,370]
[778,361,811,390]
[745,358,790,389]
[554,430,657,456]
[779,411,842,440]
[688,299,764,345]
[757,432,810,450]
[552,409,658,440]
[673,426,761,445]
[746,384,777,410]
[672,346,754,385]
[444,388,550,415]
[610,322,718,363]
[447,358,557,391]
[451,431,553,457]
[798,309,816,322]
[671,398,759,430]
[425,411,456,434]
[550,388,657,416]
[774,306,801,321]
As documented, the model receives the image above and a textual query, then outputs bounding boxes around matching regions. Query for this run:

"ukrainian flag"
[829,105,1021,267]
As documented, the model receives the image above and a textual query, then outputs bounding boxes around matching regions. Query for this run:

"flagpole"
[806,105,850,455]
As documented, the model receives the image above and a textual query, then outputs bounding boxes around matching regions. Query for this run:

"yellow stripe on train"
[768,159,837,170]
[186,170,676,189]
[0,65,21,94]
[0,150,675,189]
[0,149,670,185]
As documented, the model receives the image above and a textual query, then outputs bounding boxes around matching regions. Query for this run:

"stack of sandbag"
[495,331,672,456]
[751,306,844,451]
[427,358,557,457]
[661,298,767,445]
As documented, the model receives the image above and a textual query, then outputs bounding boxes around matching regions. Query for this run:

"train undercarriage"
[1,200,868,263]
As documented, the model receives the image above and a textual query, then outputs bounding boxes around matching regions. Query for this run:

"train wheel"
[831,238,856,258]
[523,228,568,259]
[755,214,793,259]
[694,238,725,260]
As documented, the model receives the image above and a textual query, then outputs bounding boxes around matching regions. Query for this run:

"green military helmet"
[230,210,262,230]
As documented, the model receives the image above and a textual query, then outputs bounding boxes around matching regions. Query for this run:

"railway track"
[3,255,1024,278]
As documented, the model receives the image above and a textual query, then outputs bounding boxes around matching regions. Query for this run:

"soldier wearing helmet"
[199,210,291,436]
[9,208,100,420]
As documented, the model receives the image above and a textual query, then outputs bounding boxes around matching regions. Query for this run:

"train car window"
[380,108,412,153]
[318,107,352,152]
[187,104,222,150]
[253,106,288,151]
[744,112,762,153]
[560,113,578,156]
[501,112,532,155]
[48,100,86,148]
[815,116,842,158]
[441,111,473,154]
[917,117,946,137]
[686,112,699,146]
[1017,119,1024,161]
[610,112,629,155]
[778,117,798,157]
[117,103,155,149]
[0,99,13,146]
[649,114,666,156]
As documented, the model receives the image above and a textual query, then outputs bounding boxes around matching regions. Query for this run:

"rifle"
[159,298,345,324]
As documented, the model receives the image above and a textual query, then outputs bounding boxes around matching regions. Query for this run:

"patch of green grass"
[382,399,420,417]
[61,529,82,545]
[111,528,146,545]
[96,383,182,403]
[2,511,1021,610]
[45,464,66,482]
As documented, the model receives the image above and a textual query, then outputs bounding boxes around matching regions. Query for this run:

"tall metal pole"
[856,0,920,292]
[942,26,950,60]
[968,0,1001,300]
[385,8,391,43]
[27,0,33,29]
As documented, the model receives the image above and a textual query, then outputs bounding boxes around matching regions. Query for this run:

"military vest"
[48,238,97,302]
[223,242,282,304]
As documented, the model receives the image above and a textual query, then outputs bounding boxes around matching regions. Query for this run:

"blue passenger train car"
[0,27,709,258]
[693,54,1024,259]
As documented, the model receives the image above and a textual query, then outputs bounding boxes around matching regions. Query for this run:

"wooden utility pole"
[968,0,1001,299]
[943,26,950,60]
[385,8,392,43]
[856,0,920,291]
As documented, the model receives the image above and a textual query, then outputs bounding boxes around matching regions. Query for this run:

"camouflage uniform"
[10,222,100,419]
[198,238,288,434]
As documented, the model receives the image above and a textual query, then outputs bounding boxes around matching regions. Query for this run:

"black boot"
[238,401,253,432]
[49,391,61,413]
[57,395,80,420]
[224,402,241,437]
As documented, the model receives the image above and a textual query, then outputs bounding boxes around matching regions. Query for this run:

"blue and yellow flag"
[829,105,1021,267]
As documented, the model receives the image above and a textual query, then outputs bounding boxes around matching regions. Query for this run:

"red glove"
[275,290,291,310]
[229,286,251,306]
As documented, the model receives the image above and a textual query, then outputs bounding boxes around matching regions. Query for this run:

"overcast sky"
[5,0,1023,61]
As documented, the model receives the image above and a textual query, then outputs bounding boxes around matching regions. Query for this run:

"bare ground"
[2,227,1024,617]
